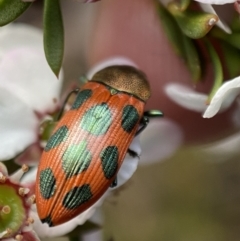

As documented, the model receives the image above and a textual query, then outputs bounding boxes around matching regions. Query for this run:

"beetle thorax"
[91,65,151,102]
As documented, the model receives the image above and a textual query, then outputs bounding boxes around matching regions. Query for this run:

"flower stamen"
[26,217,34,225]
[22,164,29,173]
[10,164,29,183]
[19,187,30,196]
[0,172,6,183]
[15,234,23,241]
[0,228,12,238]
[28,195,36,204]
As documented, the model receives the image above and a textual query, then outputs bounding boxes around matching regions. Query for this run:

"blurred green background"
[103,146,240,241]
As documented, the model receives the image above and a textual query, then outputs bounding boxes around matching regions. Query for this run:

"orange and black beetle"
[36,65,162,226]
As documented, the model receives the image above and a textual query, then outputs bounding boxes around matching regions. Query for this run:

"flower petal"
[31,205,97,238]
[203,76,240,118]
[199,3,232,33]
[21,230,41,241]
[139,118,183,164]
[0,88,38,160]
[87,56,138,79]
[0,48,63,113]
[0,23,42,57]
[15,143,42,166]
[31,195,106,238]
[82,230,102,241]
[194,0,236,4]
[164,83,208,112]
[20,166,38,184]
[201,131,240,161]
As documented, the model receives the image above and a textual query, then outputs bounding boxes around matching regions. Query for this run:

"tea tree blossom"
[0,162,39,241]
[0,23,63,161]
[203,76,240,118]
[164,82,238,116]
[164,74,240,119]
[195,0,236,4]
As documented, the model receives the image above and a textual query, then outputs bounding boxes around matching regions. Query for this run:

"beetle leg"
[127,148,139,158]
[135,116,149,136]
[135,110,164,136]
[56,88,80,121]
[110,177,117,188]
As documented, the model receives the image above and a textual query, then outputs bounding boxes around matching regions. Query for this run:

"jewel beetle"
[36,65,163,226]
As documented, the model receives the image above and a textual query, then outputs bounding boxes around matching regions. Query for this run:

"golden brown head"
[91,65,151,102]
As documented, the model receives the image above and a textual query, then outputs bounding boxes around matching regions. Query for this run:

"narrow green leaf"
[221,42,240,79]
[182,35,201,82]
[156,1,202,82]
[168,2,218,39]
[230,13,240,32]
[204,40,223,102]
[156,1,186,58]
[174,0,191,11]
[0,0,31,26]
[218,33,240,49]
[44,0,64,76]
[211,28,240,50]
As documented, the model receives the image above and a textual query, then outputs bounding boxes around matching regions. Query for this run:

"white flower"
[164,83,208,112]
[195,0,236,5]
[0,23,63,161]
[203,76,240,118]
[164,82,238,117]
[200,130,240,161]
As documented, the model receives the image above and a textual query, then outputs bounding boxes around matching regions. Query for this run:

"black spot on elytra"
[121,105,139,133]
[100,146,118,179]
[62,185,93,210]
[71,89,92,110]
[41,215,53,227]
[44,125,68,151]
[39,168,56,199]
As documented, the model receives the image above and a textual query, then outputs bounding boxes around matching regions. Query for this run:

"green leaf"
[182,35,201,82]
[204,40,223,102]
[174,0,191,11]
[0,0,31,26]
[211,28,240,50]
[230,13,240,32]
[156,1,201,82]
[156,1,186,58]
[221,41,240,79]
[168,2,218,39]
[44,0,64,77]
